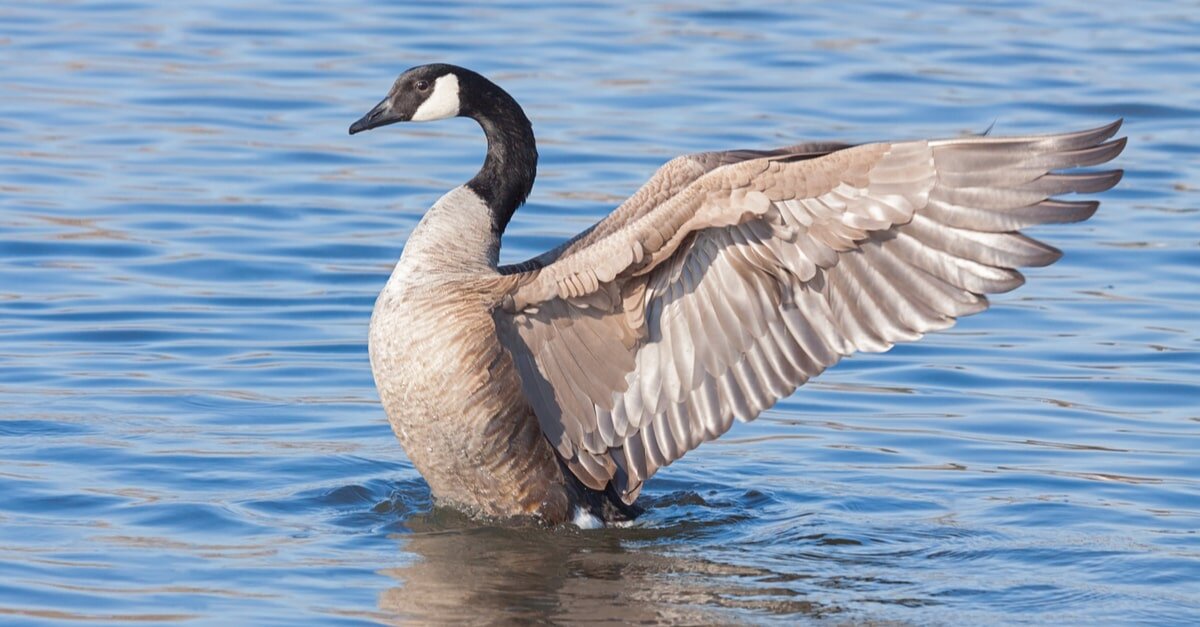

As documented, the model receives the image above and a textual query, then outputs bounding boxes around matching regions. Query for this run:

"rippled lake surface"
[2,1,1198,624]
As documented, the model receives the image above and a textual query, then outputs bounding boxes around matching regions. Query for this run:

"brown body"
[369,188,574,521]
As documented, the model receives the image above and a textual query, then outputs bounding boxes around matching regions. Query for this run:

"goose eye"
[415,80,431,91]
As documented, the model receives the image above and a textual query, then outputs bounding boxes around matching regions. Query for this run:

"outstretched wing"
[493,122,1125,502]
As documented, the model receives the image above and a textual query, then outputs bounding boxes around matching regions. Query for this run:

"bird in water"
[348,63,1124,528]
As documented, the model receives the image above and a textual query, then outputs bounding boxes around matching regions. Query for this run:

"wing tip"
[1026,243,1064,268]
[1073,168,1125,193]
[930,118,1126,150]
[1099,117,1124,140]
[1051,118,1124,151]
[1060,199,1101,224]
[989,273,1027,294]
[1108,168,1126,189]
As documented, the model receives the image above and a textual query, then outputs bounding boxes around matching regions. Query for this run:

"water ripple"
[1,0,1198,624]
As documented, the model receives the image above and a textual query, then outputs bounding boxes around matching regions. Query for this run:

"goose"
[348,63,1125,527]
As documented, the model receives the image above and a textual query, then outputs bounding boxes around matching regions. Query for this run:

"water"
[1,0,1198,623]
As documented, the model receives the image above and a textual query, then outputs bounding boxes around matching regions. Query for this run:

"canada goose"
[349,63,1125,527]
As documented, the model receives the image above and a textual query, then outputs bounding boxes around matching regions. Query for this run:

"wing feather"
[493,122,1125,501]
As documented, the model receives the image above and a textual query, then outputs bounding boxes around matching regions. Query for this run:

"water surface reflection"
[381,507,831,624]
[1,0,1197,623]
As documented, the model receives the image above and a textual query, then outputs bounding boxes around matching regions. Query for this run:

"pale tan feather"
[493,122,1125,501]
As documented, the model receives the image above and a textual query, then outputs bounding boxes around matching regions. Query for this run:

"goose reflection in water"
[376,502,844,624]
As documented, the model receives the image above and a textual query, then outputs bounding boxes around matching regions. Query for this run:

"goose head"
[349,64,466,134]
[348,64,538,234]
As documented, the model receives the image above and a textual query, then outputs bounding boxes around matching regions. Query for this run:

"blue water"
[1,0,1198,624]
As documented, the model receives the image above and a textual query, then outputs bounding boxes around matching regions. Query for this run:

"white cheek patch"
[411,73,461,122]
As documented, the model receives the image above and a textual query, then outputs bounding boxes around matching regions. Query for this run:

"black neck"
[458,72,538,235]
